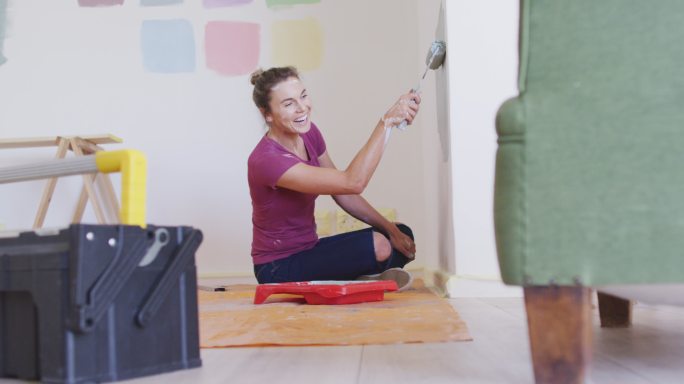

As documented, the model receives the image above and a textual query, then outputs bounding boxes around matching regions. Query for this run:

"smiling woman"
[247,66,421,290]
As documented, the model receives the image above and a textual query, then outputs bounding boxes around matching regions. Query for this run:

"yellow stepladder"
[0,149,147,228]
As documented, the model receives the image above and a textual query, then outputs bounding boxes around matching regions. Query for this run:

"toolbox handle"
[71,227,150,333]
[135,229,203,327]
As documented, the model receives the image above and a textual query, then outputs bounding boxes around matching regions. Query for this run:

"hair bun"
[250,69,265,85]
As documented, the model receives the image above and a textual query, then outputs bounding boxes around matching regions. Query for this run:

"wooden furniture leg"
[33,138,69,229]
[597,291,632,328]
[524,286,592,384]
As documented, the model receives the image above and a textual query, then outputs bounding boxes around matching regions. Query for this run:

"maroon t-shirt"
[247,123,327,265]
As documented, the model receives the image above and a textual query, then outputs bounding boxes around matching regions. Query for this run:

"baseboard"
[197,266,428,285]
[419,267,451,297]
[197,268,523,298]
[424,269,523,298]
[197,271,251,280]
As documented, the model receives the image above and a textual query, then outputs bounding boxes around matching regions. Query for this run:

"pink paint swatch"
[205,21,259,76]
[203,0,252,8]
[78,0,124,6]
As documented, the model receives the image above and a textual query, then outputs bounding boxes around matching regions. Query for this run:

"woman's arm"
[320,152,416,258]
[333,193,415,258]
[276,91,420,195]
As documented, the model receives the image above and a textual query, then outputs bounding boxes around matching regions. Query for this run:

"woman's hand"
[382,91,421,128]
[388,223,416,259]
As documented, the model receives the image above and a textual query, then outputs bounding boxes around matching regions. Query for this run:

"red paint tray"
[254,280,398,305]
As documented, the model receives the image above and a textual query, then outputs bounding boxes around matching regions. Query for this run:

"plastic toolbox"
[0,224,203,383]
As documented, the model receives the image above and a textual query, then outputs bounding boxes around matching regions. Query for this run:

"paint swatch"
[141,0,182,6]
[272,18,323,71]
[203,0,252,8]
[0,0,6,66]
[266,0,320,8]
[78,0,124,6]
[141,20,195,73]
[205,21,259,76]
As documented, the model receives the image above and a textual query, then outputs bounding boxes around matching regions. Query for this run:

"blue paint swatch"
[141,20,195,73]
[0,0,7,66]
[141,0,183,6]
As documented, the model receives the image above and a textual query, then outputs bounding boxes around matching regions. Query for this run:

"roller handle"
[396,85,421,131]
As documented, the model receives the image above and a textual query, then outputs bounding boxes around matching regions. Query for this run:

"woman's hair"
[250,66,300,113]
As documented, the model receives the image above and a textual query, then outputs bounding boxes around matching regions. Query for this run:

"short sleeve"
[248,146,301,189]
[307,122,327,157]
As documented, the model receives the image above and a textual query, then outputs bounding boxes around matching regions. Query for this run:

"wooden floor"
[3,295,684,383]
[131,295,684,384]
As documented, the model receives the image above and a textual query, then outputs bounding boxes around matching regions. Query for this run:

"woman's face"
[264,76,312,135]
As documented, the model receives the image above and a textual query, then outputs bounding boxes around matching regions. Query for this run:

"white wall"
[0,0,449,277]
[417,1,455,277]
[445,1,520,282]
[0,0,522,288]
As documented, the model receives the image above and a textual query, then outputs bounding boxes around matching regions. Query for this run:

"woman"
[248,66,421,290]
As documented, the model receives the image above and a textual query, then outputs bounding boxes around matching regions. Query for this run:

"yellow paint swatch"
[272,18,323,70]
[336,209,368,233]
[335,208,398,234]
[378,208,397,222]
[314,210,333,237]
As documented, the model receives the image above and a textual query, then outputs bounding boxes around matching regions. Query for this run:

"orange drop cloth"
[198,282,472,347]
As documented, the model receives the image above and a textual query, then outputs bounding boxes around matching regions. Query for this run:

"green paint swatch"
[0,0,6,66]
[266,0,320,8]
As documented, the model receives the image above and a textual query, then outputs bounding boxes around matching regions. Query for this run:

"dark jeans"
[254,224,415,283]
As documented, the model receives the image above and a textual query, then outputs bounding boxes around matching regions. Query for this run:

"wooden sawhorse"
[0,134,123,228]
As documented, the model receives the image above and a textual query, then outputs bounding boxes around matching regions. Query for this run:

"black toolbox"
[0,224,203,383]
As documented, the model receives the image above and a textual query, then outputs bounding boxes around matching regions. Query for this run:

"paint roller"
[400,40,446,130]
[385,40,447,144]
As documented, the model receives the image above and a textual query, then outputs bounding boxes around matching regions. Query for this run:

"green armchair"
[494,1,684,382]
